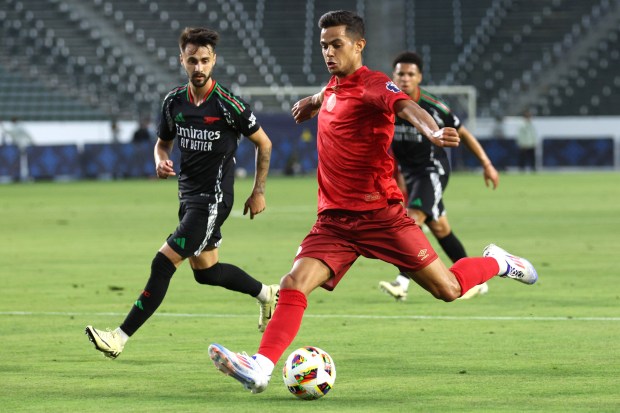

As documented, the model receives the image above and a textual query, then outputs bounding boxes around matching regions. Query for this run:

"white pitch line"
[0,311,619,322]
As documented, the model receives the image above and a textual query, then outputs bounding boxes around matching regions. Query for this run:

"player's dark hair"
[318,10,365,40]
[178,27,219,52]
[392,51,424,73]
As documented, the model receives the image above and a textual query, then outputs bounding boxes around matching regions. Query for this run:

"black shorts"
[402,165,450,224]
[166,200,232,258]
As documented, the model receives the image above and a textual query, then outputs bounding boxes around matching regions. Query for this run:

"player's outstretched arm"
[292,88,325,123]
[154,138,176,179]
[243,127,272,219]
[394,99,460,147]
[458,125,499,189]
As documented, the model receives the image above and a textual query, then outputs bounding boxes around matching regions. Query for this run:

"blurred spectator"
[132,117,154,143]
[0,119,7,145]
[5,117,33,150]
[284,151,302,176]
[110,119,120,143]
[516,110,537,172]
[491,114,505,140]
[5,117,33,181]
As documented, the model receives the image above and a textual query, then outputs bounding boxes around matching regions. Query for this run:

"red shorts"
[295,203,438,290]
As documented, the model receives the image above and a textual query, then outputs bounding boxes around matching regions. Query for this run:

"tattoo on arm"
[254,145,271,193]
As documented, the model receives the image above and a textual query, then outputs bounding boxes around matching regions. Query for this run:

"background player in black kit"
[85,27,278,359]
[379,51,500,301]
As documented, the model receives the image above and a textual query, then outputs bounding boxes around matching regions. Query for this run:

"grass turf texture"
[1,172,619,412]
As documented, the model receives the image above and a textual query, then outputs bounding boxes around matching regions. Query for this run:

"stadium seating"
[1,0,619,120]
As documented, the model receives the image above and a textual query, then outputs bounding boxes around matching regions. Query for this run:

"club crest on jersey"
[203,116,220,124]
[326,93,337,112]
[386,81,401,93]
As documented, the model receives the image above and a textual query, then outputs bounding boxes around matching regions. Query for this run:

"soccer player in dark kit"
[207,11,537,394]
[379,51,500,301]
[85,27,279,359]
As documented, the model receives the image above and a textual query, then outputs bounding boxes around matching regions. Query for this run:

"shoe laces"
[235,351,256,370]
[505,263,524,279]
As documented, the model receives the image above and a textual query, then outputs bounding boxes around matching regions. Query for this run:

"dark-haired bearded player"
[85,27,279,359]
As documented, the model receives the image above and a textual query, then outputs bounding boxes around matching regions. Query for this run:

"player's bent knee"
[152,251,177,280]
[280,271,328,295]
[280,273,301,290]
[280,257,331,294]
[431,227,451,239]
[429,284,460,302]
[428,220,451,239]
[439,290,460,302]
[428,290,456,302]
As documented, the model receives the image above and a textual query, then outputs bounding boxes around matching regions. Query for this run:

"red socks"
[256,259,499,363]
[450,257,499,297]
[258,288,307,364]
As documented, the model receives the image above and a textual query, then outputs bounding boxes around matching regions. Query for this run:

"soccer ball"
[282,346,336,400]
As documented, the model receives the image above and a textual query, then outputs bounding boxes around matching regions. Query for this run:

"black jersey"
[392,87,461,174]
[158,81,260,203]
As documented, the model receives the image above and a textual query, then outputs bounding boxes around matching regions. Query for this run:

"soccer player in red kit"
[208,10,538,394]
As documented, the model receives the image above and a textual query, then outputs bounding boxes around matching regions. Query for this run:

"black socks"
[193,263,262,297]
[438,232,467,263]
[120,252,177,336]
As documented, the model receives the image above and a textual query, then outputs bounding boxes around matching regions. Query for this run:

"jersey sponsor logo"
[203,116,221,124]
[176,124,221,152]
[180,138,215,151]
[393,123,424,142]
[176,124,221,141]
[326,93,337,112]
[418,249,430,260]
[386,81,401,93]
[364,192,382,202]
[430,109,445,128]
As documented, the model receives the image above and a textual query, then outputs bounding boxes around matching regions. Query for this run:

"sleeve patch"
[386,81,402,93]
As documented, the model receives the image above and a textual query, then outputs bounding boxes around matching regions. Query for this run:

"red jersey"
[317,66,410,213]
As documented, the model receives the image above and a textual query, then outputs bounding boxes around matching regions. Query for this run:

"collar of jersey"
[186,80,217,105]
[329,66,368,89]
[411,86,421,103]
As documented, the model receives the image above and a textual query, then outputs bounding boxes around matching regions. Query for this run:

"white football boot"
[258,284,280,332]
[85,326,125,359]
[379,280,408,301]
[483,244,538,284]
[208,343,270,393]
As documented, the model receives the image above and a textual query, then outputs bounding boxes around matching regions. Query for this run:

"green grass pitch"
[1,172,619,412]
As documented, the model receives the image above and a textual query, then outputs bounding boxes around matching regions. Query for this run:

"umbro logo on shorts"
[418,249,430,260]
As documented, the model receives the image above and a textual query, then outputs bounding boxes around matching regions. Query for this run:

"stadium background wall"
[0,115,619,182]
